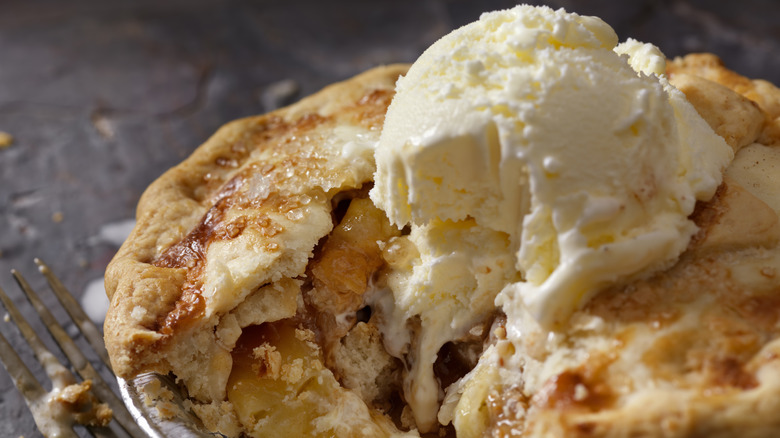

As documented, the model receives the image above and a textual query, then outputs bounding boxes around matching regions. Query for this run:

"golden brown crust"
[668,73,764,152]
[668,54,780,146]
[104,65,409,403]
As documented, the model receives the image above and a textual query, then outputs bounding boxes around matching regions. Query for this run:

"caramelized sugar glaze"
[141,87,398,347]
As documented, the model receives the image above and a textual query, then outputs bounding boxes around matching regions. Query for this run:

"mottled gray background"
[1,0,779,436]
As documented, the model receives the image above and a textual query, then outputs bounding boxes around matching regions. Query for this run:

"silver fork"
[0,258,146,438]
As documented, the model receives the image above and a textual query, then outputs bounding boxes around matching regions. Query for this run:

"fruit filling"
[226,191,495,435]
[228,320,336,437]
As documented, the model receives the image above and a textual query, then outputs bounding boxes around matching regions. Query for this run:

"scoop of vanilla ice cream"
[369,5,732,430]
[372,6,620,235]
[371,4,732,328]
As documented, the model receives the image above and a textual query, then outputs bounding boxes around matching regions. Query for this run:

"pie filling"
[206,187,496,435]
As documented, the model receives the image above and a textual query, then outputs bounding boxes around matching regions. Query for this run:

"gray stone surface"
[0,0,778,436]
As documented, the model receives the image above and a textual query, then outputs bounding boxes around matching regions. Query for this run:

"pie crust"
[104,55,780,437]
[104,64,411,436]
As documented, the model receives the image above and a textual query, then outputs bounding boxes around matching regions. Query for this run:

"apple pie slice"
[105,53,780,438]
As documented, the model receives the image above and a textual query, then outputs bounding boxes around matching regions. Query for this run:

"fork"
[0,258,146,438]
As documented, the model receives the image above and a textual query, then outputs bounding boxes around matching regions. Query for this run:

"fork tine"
[12,269,148,438]
[0,324,48,404]
[35,258,112,370]
[12,270,92,381]
[0,281,76,389]
[0,285,80,438]
[87,425,121,438]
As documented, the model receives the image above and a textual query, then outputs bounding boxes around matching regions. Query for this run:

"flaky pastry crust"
[105,54,780,438]
[104,65,409,403]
